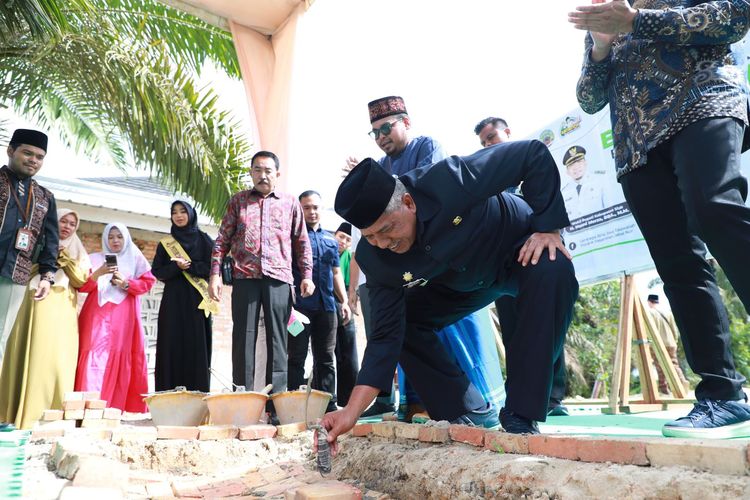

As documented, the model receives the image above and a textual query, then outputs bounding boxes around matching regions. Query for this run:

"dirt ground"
[21,430,750,499]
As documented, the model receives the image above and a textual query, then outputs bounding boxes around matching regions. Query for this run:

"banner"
[526,39,750,285]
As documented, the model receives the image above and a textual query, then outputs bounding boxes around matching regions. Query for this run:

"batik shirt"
[576,0,750,179]
[211,189,312,285]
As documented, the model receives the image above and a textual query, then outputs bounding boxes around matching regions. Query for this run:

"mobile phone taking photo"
[105,254,118,267]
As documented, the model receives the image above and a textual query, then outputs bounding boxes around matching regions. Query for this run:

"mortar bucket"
[143,387,209,426]
[203,391,268,426]
[270,387,332,425]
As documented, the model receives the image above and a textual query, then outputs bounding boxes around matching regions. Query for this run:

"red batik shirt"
[211,189,312,284]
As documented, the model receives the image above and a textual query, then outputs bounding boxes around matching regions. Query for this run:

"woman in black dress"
[153,200,215,391]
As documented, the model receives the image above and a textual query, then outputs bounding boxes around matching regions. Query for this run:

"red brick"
[528,435,579,460]
[393,422,421,440]
[277,421,308,437]
[35,419,77,430]
[449,425,485,447]
[82,391,101,400]
[198,479,247,497]
[157,425,200,440]
[83,409,104,419]
[371,422,395,438]
[239,424,277,440]
[41,409,63,421]
[64,427,113,440]
[171,479,204,497]
[62,400,86,411]
[351,423,372,437]
[484,431,529,455]
[253,478,303,498]
[259,464,289,483]
[243,471,268,489]
[576,437,649,466]
[85,399,107,409]
[64,409,84,420]
[418,425,450,443]
[198,424,239,440]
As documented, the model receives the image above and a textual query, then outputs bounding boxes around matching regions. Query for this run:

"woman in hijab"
[0,209,91,429]
[75,223,155,412]
[152,200,215,392]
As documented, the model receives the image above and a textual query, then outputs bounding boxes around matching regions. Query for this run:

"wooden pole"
[632,299,659,403]
[609,275,635,413]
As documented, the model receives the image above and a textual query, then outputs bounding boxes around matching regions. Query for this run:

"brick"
[418,425,450,443]
[239,424,277,440]
[198,478,248,497]
[393,422,421,440]
[277,421,308,437]
[371,422,396,439]
[259,464,289,483]
[449,425,485,447]
[243,471,268,490]
[528,435,579,460]
[35,419,77,430]
[31,428,65,440]
[484,431,529,455]
[63,391,84,401]
[72,456,129,490]
[64,409,85,420]
[82,391,101,400]
[58,486,124,500]
[83,409,104,419]
[254,478,303,498]
[102,407,122,420]
[41,409,64,421]
[646,438,749,476]
[110,425,157,444]
[85,399,107,409]
[198,424,239,440]
[351,423,372,437]
[171,478,205,497]
[145,481,174,498]
[80,418,119,429]
[287,480,362,499]
[64,427,113,440]
[576,437,649,466]
[157,425,200,440]
[62,400,86,411]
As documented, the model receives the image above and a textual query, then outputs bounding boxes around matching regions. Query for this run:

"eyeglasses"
[368,117,403,139]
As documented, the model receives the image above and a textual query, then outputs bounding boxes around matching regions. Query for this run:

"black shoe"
[662,398,750,439]
[361,401,396,418]
[500,407,540,435]
[450,403,500,429]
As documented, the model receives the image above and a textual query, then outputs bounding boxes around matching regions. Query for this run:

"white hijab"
[30,208,91,291]
[90,223,150,306]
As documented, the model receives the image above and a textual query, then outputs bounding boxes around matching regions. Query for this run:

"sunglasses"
[368,117,403,140]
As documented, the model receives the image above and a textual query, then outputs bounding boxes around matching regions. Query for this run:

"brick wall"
[78,222,234,392]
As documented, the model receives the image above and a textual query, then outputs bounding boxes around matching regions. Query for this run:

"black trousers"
[231,278,292,394]
[620,117,750,401]
[359,284,395,404]
[403,251,578,422]
[287,308,337,404]
[495,295,568,405]
[334,303,359,407]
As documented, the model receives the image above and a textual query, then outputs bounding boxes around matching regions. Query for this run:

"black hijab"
[170,200,202,257]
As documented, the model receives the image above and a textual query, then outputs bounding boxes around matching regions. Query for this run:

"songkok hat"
[368,96,408,123]
[335,222,352,236]
[335,158,396,229]
[647,294,659,303]
[563,145,586,167]
[10,129,48,152]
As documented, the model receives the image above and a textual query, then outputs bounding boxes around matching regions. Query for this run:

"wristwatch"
[122,281,130,291]
[40,272,55,285]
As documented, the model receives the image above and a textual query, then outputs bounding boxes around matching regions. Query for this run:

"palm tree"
[0,0,250,220]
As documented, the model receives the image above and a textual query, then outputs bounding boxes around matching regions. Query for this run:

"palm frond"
[0,0,93,43]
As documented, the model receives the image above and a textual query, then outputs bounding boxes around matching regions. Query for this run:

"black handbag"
[221,255,234,285]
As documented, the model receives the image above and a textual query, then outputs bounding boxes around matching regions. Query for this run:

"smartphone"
[105,254,118,267]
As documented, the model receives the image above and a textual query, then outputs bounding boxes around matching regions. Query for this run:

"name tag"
[403,278,429,288]
[15,228,32,251]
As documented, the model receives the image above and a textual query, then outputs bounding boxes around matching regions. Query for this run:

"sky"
[1,0,588,194]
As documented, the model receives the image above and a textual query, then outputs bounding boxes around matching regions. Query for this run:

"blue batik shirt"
[378,136,447,176]
[293,225,340,313]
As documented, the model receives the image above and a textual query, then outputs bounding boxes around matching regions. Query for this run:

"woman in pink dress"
[75,223,155,412]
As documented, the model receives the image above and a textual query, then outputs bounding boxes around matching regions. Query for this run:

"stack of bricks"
[32,391,122,440]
